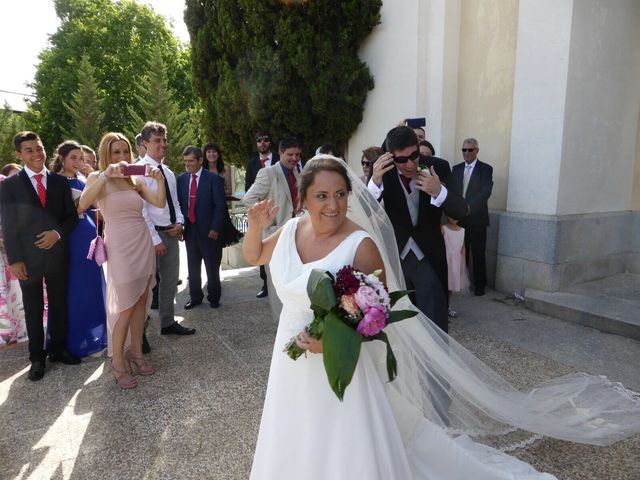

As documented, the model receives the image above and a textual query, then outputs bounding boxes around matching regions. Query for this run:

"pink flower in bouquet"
[354,286,380,311]
[356,304,387,337]
[340,294,360,317]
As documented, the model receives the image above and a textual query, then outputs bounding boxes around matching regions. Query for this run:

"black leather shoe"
[474,286,485,296]
[177,279,183,286]
[209,301,220,309]
[184,299,202,310]
[142,333,151,354]
[48,350,81,365]
[256,286,268,298]
[161,322,196,335]
[28,361,45,381]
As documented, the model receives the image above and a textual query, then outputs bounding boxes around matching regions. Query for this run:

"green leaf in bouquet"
[307,269,338,311]
[323,310,362,401]
[389,289,413,307]
[387,309,418,324]
[364,331,398,382]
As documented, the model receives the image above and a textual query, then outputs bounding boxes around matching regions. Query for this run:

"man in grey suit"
[244,137,302,318]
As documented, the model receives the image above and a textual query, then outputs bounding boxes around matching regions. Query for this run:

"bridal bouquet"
[284,265,417,400]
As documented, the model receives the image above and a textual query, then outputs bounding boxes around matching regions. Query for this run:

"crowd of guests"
[0,118,493,389]
[0,122,241,388]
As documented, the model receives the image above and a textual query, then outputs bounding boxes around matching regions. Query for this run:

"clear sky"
[0,0,189,111]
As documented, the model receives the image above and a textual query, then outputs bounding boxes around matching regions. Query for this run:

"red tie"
[260,157,267,168]
[34,174,46,207]
[287,170,298,214]
[400,175,412,194]
[188,173,197,223]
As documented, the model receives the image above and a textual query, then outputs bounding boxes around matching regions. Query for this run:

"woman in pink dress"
[442,215,470,318]
[80,132,166,389]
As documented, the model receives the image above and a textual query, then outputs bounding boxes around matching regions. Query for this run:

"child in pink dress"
[442,216,470,317]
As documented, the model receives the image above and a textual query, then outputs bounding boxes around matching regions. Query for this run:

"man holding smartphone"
[368,126,468,333]
[136,121,196,340]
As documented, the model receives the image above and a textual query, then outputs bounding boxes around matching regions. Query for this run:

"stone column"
[496,0,640,293]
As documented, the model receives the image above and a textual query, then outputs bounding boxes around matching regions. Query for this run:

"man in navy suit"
[369,126,468,333]
[245,131,279,298]
[0,131,80,380]
[452,138,493,296]
[177,146,227,309]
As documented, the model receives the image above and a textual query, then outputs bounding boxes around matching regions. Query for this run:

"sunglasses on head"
[461,148,476,153]
[393,149,420,164]
[256,136,271,143]
[361,160,371,166]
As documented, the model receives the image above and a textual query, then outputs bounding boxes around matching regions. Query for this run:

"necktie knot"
[35,173,43,183]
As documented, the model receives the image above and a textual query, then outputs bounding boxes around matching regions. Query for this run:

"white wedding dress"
[250,217,556,480]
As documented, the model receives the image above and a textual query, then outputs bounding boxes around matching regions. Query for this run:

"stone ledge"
[525,287,640,341]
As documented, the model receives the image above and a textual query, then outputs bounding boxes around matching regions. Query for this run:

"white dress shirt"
[135,155,184,246]
[23,165,49,191]
[367,172,448,261]
[260,152,274,167]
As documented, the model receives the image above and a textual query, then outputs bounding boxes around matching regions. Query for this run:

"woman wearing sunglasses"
[360,146,384,183]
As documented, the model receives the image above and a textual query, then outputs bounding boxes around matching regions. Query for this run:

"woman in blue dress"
[50,141,107,356]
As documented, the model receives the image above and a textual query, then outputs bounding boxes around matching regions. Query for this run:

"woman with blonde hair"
[80,132,166,389]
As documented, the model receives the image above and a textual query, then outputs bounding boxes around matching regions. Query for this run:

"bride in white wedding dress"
[243,156,640,480]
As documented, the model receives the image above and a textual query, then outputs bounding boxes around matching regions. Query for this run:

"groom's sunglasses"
[393,149,420,164]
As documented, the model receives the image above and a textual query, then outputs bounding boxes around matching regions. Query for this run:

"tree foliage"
[185,0,382,166]
[62,55,105,147]
[128,45,196,173]
[28,0,195,150]
[0,104,26,169]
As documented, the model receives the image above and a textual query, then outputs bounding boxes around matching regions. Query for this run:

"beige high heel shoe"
[110,359,137,389]
[125,350,156,376]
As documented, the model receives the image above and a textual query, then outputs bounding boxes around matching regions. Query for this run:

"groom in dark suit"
[177,146,227,309]
[0,131,80,380]
[369,126,468,333]
[452,138,493,296]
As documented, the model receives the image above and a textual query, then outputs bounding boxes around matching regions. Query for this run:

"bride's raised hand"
[247,199,279,231]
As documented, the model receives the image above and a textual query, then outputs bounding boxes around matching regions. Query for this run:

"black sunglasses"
[361,160,371,166]
[393,149,420,164]
[256,136,271,143]
[461,148,476,153]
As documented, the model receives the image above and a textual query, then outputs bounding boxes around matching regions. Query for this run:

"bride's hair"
[298,157,353,209]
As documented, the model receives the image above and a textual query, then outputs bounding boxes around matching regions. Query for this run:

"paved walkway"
[1,255,639,479]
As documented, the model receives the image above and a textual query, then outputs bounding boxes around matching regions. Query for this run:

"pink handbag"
[87,210,107,266]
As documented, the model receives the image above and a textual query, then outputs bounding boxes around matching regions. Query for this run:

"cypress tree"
[129,45,196,172]
[63,55,104,147]
[185,0,382,166]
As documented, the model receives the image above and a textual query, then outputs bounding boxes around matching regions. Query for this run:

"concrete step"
[525,276,640,340]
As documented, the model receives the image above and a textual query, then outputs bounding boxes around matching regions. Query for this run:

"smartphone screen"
[122,164,147,176]
[406,117,426,128]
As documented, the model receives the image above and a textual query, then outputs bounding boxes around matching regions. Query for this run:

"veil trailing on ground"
[310,154,640,448]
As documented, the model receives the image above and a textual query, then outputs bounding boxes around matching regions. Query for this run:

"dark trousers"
[185,232,222,304]
[464,225,487,288]
[401,251,448,333]
[20,267,68,362]
[259,265,267,286]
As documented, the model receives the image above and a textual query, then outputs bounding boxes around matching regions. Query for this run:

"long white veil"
[310,154,640,448]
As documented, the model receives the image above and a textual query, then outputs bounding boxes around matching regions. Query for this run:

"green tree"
[0,104,25,169]
[28,0,195,150]
[62,55,104,147]
[185,0,382,166]
[129,45,196,172]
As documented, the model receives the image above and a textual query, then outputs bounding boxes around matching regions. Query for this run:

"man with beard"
[245,131,280,298]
